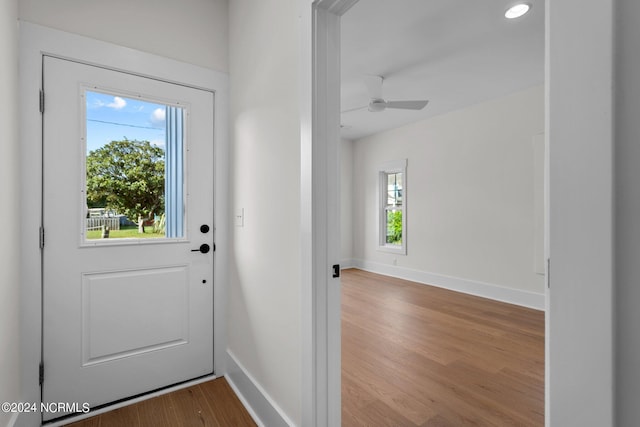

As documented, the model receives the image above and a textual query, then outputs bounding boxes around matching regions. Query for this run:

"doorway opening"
[337,0,546,424]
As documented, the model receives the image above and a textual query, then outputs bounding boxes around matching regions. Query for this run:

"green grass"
[86,225,164,240]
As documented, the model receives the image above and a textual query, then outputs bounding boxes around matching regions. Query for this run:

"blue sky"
[85,91,167,153]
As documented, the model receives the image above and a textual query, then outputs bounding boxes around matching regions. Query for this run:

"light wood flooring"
[64,378,256,427]
[341,268,545,426]
[64,268,544,426]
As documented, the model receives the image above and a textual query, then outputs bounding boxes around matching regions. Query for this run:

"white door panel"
[81,266,189,365]
[42,56,214,420]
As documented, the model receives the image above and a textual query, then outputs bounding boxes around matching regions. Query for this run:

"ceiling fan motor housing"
[368,98,387,112]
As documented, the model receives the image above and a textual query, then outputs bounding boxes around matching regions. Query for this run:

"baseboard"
[351,259,545,311]
[225,350,295,427]
[340,258,354,269]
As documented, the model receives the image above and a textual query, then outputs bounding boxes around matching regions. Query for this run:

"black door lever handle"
[191,244,210,254]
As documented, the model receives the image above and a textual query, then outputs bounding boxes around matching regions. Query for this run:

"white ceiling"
[340,0,544,140]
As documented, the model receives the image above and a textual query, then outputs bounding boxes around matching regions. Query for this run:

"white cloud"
[88,99,106,109]
[151,108,166,124]
[107,96,127,110]
[150,139,166,149]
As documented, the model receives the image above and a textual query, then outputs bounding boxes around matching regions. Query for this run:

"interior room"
[339,0,545,303]
[0,0,637,427]
[338,1,545,424]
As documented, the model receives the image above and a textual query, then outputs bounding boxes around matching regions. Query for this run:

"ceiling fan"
[342,75,429,113]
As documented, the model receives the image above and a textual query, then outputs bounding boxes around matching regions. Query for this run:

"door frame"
[300,1,357,425]
[19,21,230,426]
[301,0,615,426]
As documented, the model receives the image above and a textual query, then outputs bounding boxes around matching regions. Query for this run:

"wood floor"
[64,268,544,426]
[341,268,545,426]
[64,378,256,427]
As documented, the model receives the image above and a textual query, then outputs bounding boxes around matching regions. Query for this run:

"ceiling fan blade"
[363,75,383,100]
[341,105,368,114]
[384,100,429,110]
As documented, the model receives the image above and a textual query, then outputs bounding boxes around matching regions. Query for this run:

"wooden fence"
[86,217,120,231]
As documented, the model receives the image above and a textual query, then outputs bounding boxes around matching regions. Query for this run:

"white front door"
[42,56,215,421]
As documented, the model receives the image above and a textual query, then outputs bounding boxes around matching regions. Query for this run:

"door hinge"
[39,226,45,249]
[39,90,45,113]
[39,362,44,385]
[547,258,550,288]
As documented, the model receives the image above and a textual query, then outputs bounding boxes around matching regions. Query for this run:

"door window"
[83,90,185,241]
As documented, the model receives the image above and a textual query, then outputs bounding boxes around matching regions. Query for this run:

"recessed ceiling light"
[505,3,531,19]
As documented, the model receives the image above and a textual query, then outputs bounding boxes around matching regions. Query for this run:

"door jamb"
[300,1,357,426]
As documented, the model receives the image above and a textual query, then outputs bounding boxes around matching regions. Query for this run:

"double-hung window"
[378,159,407,254]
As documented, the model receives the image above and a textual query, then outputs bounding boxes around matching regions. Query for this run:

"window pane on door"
[84,90,184,240]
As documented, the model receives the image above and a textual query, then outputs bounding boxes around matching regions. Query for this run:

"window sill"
[377,244,406,255]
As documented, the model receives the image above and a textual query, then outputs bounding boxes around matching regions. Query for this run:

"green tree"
[387,210,403,244]
[86,139,165,233]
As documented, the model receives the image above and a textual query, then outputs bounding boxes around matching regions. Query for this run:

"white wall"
[0,1,20,426]
[547,0,614,424]
[341,138,354,266]
[228,0,301,425]
[19,0,228,72]
[351,85,545,303]
[615,0,640,424]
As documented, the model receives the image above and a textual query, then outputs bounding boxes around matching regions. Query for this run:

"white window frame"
[79,87,188,246]
[378,159,407,254]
